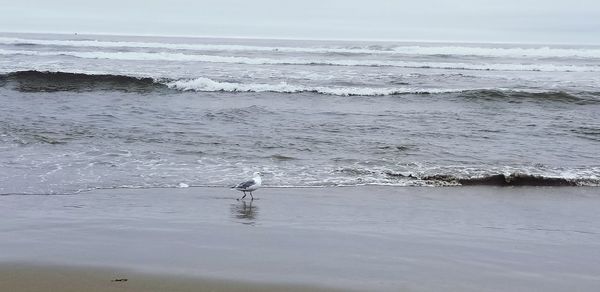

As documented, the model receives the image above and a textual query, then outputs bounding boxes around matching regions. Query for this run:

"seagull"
[233,172,262,200]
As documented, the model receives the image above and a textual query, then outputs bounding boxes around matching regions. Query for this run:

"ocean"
[1,32,599,194]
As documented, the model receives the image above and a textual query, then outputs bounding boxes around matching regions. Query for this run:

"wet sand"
[0,264,343,292]
[1,186,599,291]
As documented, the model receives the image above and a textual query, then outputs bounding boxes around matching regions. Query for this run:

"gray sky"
[1,0,599,44]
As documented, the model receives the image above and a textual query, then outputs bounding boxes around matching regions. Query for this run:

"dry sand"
[1,186,599,291]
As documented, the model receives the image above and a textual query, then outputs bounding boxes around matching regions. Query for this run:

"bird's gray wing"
[236,179,255,189]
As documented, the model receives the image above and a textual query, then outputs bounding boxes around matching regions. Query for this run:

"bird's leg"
[250,192,254,200]
[237,191,247,201]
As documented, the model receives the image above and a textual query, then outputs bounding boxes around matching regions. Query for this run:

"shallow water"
[1,33,599,193]
[1,187,599,291]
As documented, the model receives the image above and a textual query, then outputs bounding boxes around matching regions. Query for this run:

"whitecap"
[166,77,469,96]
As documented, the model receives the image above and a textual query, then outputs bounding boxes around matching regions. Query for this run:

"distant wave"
[390,46,600,59]
[2,36,600,58]
[2,48,598,72]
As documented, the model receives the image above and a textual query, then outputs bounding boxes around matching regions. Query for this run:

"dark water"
[1,33,599,194]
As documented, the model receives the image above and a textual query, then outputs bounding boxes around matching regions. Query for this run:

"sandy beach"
[1,186,599,291]
[3,2,600,291]
[0,264,343,292]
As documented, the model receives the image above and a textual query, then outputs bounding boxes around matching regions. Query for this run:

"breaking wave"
[2,48,598,72]
[418,173,597,186]
[333,166,600,187]
[0,70,473,95]
[165,77,467,96]
[2,71,599,102]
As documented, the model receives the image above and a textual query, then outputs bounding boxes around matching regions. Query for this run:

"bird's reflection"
[230,200,259,225]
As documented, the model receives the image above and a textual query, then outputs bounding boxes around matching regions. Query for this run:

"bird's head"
[253,172,262,177]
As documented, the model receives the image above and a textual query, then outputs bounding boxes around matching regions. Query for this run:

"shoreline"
[1,186,599,291]
[0,263,345,292]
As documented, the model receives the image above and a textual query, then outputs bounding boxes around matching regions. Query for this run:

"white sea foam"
[2,36,600,58]
[2,49,597,72]
[0,37,379,54]
[166,77,468,96]
[390,45,600,58]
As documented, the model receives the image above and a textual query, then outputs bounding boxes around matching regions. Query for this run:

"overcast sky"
[1,0,599,44]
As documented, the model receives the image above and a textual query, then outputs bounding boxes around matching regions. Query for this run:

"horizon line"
[2,30,599,47]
